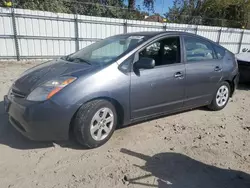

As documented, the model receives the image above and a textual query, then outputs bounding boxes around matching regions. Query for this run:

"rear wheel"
[208,82,231,111]
[73,100,117,148]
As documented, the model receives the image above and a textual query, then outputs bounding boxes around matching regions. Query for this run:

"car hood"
[12,59,100,95]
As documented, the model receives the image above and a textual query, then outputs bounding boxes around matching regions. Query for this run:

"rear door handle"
[214,66,222,72]
[174,72,184,79]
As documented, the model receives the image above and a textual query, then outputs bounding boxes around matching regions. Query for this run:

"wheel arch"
[221,72,238,97]
[68,96,125,136]
[223,78,236,97]
[224,80,233,97]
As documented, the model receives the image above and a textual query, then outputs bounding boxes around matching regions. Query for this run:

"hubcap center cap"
[99,119,106,127]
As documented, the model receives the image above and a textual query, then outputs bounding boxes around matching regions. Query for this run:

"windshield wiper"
[67,57,92,65]
[60,55,68,61]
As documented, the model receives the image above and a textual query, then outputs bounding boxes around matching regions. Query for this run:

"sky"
[153,0,174,14]
[136,0,174,15]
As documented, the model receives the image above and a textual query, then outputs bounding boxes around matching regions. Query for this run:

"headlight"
[27,76,77,101]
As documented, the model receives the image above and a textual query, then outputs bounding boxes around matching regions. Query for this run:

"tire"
[73,99,117,148]
[208,81,231,111]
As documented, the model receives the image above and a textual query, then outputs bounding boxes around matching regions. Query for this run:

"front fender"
[52,63,131,127]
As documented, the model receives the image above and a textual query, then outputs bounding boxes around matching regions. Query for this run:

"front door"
[130,36,186,119]
[183,36,223,107]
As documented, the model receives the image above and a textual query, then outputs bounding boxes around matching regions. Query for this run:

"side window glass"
[162,37,181,64]
[213,45,225,59]
[140,42,161,57]
[184,37,215,62]
[139,37,181,66]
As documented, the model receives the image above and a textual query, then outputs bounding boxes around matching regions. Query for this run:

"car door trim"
[132,98,184,113]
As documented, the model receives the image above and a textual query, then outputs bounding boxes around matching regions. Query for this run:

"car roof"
[122,31,231,51]
[119,31,204,41]
[114,31,231,54]
[120,31,196,37]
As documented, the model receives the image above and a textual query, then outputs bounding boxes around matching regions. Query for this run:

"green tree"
[73,0,125,17]
[128,0,155,11]
[2,0,156,20]
[16,0,71,13]
[166,0,250,28]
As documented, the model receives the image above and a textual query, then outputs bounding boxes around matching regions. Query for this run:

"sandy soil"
[0,61,250,188]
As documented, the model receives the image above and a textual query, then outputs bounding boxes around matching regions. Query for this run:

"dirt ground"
[0,61,250,188]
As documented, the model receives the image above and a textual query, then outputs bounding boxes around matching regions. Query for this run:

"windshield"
[66,35,147,65]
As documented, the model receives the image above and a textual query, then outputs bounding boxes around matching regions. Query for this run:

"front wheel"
[208,82,231,111]
[73,100,117,148]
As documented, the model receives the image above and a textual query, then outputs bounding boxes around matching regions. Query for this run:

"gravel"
[0,61,250,188]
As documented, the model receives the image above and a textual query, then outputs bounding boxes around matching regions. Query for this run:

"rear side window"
[184,37,215,62]
[213,45,226,59]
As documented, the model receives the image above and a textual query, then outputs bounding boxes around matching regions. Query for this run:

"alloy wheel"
[216,85,229,107]
[90,107,114,141]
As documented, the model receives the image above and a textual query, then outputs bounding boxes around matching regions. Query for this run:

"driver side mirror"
[134,57,155,69]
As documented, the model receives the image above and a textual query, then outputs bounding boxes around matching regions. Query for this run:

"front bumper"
[4,95,73,141]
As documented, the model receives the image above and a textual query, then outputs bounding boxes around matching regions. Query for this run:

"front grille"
[11,88,26,98]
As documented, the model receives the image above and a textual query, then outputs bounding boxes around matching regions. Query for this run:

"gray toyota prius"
[4,31,239,148]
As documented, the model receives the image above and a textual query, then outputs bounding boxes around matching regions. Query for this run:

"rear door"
[183,36,223,107]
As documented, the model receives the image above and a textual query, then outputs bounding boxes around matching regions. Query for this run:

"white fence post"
[123,21,127,34]
[195,26,198,34]
[163,24,167,31]
[11,8,20,61]
[217,28,222,44]
[74,7,79,52]
[238,30,244,53]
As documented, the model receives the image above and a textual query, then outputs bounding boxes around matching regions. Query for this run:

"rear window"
[184,36,215,62]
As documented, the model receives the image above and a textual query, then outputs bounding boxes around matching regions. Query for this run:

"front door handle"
[174,72,184,79]
[214,66,222,72]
